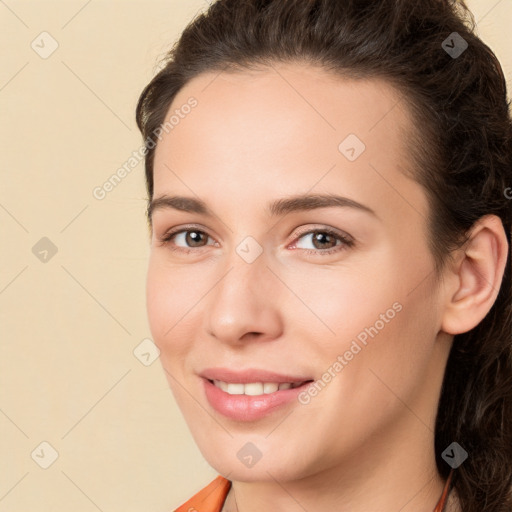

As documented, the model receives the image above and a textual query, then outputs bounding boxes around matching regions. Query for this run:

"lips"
[199,367,315,421]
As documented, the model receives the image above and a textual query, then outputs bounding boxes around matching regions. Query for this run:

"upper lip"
[199,368,313,384]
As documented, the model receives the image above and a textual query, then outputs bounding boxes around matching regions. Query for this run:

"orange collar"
[174,475,231,512]
[434,469,455,512]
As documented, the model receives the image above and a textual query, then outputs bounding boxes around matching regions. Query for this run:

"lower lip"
[203,378,311,422]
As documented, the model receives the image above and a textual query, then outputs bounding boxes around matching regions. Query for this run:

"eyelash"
[158,225,355,256]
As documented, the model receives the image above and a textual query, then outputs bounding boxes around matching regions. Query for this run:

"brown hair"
[136,0,512,509]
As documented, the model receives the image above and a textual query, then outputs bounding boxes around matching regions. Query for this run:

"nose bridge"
[214,245,266,316]
[217,233,269,300]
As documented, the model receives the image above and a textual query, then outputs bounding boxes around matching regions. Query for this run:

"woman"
[136,0,512,510]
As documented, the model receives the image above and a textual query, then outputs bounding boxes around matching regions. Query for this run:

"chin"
[198,440,313,483]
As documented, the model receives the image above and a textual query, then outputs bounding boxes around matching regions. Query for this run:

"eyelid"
[291,224,354,244]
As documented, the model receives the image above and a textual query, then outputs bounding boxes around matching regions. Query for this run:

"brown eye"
[182,230,208,247]
[293,228,354,256]
[160,228,214,251]
[310,232,338,250]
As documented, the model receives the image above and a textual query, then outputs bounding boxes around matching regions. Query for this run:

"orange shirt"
[174,475,231,512]
[174,468,454,512]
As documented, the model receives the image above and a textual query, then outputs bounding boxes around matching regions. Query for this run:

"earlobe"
[441,215,509,336]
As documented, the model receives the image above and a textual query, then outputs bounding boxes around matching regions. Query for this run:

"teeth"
[244,383,263,396]
[263,382,279,394]
[212,380,305,395]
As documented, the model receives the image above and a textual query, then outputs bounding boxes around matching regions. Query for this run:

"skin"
[146,62,508,512]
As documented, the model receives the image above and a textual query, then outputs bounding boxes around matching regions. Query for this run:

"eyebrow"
[147,193,376,221]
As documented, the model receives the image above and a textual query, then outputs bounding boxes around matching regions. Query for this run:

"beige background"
[0,1,511,510]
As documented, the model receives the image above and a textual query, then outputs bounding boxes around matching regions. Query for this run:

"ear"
[441,214,509,335]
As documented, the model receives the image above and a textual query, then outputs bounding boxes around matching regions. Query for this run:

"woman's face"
[147,63,453,482]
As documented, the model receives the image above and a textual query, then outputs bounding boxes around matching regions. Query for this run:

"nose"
[204,252,283,346]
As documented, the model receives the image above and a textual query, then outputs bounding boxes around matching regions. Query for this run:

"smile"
[201,370,314,421]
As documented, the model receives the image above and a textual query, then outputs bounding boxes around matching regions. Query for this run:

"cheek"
[284,263,398,355]
[146,258,191,358]
[146,261,168,342]
[293,249,438,386]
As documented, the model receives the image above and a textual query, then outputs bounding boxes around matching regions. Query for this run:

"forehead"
[152,62,427,223]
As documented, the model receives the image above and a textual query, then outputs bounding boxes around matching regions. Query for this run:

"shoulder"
[173,475,231,512]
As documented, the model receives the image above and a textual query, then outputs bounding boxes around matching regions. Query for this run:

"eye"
[158,226,216,253]
[291,227,354,255]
